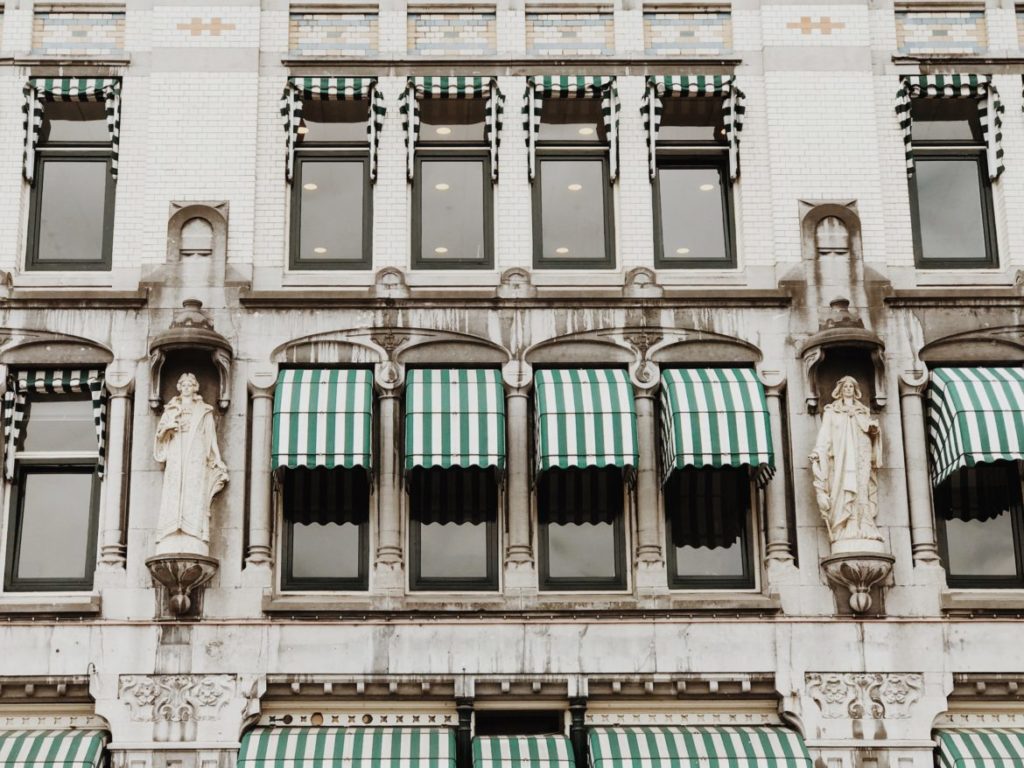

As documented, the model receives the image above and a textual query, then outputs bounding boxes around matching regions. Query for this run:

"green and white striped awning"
[238,727,456,768]
[404,369,506,471]
[927,367,1024,486]
[524,76,620,182]
[895,74,1004,180]
[588,726,812,768]
[660,368,774,486]
[641,75,746,180]
[281,77,385,182]
[272,369,373,470]
[473,736,575,768]
[0,730,107,768]
[534,369,637,471]
[937,729,1024,768]
[399,77,504,181]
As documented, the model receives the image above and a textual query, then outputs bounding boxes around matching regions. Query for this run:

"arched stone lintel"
[0,333,114,367]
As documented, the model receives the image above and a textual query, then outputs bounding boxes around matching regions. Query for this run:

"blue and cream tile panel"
[526,10,613,56]
[643,9,732,55]
[290,11,379,56]
[407,10,496,56]
[895,8,987,54]
[32,9,125,56]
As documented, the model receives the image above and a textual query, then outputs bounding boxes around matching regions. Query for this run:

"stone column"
[633,387,664,566]
[100,372,134,566]
[374,362,405,590]
[502,361,536,589]
[899,370,941,565]
[246,375,276,566]
[762,376,795,565]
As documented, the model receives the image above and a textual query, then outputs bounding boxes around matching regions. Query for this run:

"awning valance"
[23,78,121,182]
[0,730,107,768]
[927,367,1024,486]
[640,75,746,180]
[281,77,385,182]
[473,736,575,768]
[524,76,620,182]
[660,368,774,486]
[895,74,1004,180]
[937,729,1024,768]
[534,369,637,471]
[239,727,456,768]
[404,368,506,471]
[399,76,504,181]
[272,369,373,471]
[588,726,812,768]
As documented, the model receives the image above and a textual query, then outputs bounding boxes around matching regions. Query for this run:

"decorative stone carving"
[497,268,536,299]
[145,553,219,616]
[807,673,923,720]
[119,674,233,741]
[374,267,410,299]
[623,267,663,298]
[149,299,234,410]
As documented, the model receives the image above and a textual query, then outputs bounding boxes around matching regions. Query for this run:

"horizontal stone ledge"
[0,593,101,616]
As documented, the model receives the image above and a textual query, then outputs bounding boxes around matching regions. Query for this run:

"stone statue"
[809,375,884,550]
[153,373,228,556]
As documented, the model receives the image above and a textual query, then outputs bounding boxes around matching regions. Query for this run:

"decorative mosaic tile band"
[643,10,732,55]
[32,11,125,56]
[289,12,379,56]
[526,12,613,56]
[407,11,496,55]
[895,9,987,54]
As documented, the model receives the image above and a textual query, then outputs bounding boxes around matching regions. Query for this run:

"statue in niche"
[809,376,884,548]
[153,373,228,556]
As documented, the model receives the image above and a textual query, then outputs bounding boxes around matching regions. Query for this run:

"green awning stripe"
[473,736,574,768]
[239,727,456,768]
[272,369,373,470]
[534,369,637,471]
[937,730,1024,768]
[659,368,774,486]
[405,369,506,470]
[926,367,1024,486]
[588,726,811,768]
[0,730,107,768]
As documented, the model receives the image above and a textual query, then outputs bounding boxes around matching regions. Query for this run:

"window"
[538,467,626,590]
[408,466,499,590]
[908,98,997,268]
[291,98,372,269]
[412,99,493,269]
[474,711,565,736]
[653,97,735,268]
[934,461,1024,587]
[533,99,614,268]
[4,393,101,590]
[27,101,115,270]
[664,466,754,588]
[281,467,370,590]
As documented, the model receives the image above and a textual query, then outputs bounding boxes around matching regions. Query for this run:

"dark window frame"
[411,149,495,270]
[408,501,500,592]
[289,152,374,270]
[532,151,616,269]
[26,149,115,271]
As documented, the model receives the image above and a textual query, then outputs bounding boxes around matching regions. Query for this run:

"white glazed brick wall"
[614,9,643,54]
[733,75,773,269]
[873,75,914,270]
[495,76,531,270]
[378,9,406,55]
[761,4,869,46]
[0,71,24,275]
[496,8,526,54]
[373,75,412,270]
[616,76,653,271]
[991,74,1024,274]
[151,6,259,48]
[2,7,32,55]
[253,11,289,271]
[987,7,1017,51]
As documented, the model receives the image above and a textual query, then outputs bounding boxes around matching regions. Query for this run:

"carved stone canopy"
[149,299,233,409]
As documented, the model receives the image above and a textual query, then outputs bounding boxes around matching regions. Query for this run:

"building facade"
[0,4,1023,768]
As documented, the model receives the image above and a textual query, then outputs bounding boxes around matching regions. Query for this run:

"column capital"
[898,368,929,398]
[757,368,786,397]
[374,361,405,395]
[502,360,533,394]
[630,360,660,396]
[247,365,278,398]
[105,361,135,398]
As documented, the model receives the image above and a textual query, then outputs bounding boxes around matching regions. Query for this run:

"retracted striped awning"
[927,367,1024,486]
[473,736,575,768]
[272,369,373,470]
[238,727,456,768]
[0,730,107,768]
[937,729,1024,768]
[404,369,506,471]
[534,369,637,471]
[588,726,812,768]
[660,368,774,486]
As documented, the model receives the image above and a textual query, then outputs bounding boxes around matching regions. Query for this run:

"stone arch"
[166,202,228,266]
[919,327,1024,365]
[0,331,114,366]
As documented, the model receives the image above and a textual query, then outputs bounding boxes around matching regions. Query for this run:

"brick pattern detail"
[526,11,613,56]
[895,9,987,54]
[407,11,496,56]
[289,12,379,56]
[31,10,125,56]
[643,10,732,54]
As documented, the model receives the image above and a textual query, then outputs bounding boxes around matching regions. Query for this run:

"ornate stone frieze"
[806,672,923,720]
[119,674,234,723]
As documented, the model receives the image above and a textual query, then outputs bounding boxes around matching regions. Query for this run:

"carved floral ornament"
[806,673,923,720]
[119,674,234,723]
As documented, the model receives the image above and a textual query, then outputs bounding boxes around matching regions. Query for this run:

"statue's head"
[831,375,861,402]
[176,373,200,398]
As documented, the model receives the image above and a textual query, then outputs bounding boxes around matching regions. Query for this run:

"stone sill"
[283,56,742,74]
[0,289,148,309]
[0,593,101,616]
[941,589,1024,615]
[14,56,131,67]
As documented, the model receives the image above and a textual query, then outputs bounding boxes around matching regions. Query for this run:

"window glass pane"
[419,99,486,143]
[15,470,94,580]
[657,165,729,263]
[658,98,727,144]
[539,99,606,142]
[290,522,362,579]
[914,157,989,263]
[418,159,487,263]
[297,99,368,144]
[40,102,110,144]
[911,98,983,143]
[35,160,108,263]
[538,159,607,263]
[296,160,366,264]
[945,513,1017,577]
[419,521,489,578]
[546,521,617,578]
[675,541,746,577]
[666,467,750,581]
[19,395,96,453]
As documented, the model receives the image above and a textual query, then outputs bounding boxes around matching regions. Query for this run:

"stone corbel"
[801,336,887,413]
[148,299,234,410]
